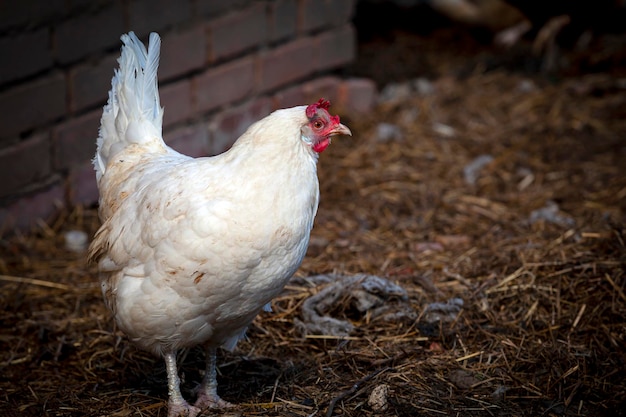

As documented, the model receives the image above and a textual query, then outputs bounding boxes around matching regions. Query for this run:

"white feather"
[94,32,165,181]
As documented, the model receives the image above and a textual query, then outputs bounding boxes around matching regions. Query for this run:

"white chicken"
[88,32,351,417]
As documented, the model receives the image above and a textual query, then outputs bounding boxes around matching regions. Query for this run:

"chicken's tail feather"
[95,32,165,181]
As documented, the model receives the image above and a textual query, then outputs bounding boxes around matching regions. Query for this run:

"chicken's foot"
[194,347,233,410]
[165,352,201,417]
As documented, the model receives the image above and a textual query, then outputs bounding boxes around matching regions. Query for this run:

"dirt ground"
[2,8,626,417]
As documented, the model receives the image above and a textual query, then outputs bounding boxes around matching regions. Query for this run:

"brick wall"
[0,0,376,232]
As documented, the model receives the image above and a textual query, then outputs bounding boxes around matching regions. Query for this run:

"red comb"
[306,98,331,118]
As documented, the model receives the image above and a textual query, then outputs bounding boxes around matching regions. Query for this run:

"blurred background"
[1,2,625,416]
[1,0,625,232]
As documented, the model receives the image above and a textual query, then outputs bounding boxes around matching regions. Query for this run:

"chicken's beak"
[330,123,352,137]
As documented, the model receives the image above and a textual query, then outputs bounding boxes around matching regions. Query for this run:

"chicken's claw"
[194,391,234,410]
[192,347,235,411]
[168,399,201,417]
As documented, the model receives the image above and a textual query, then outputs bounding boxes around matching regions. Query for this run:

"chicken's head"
[302,98,351,153]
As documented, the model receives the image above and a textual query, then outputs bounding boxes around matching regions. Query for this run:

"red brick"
[268,0,297,43]
[0,0,64,32]
[302,76,342,105]
[298,0,334,33]
[194,56,255,113]
[55,2,125,64]
[197,0,251,18]
[67,0,103,14]
[316,25,356,72]
[165,123,210,158]
[208,97,272,155]
[129,0,192,38]
[68,160,98,207]
[0,28,53,85]
[159,26,207,81]
[272,84,306,110]
[160,79,192,127]
[337,78,377,116]
[209,3,268,62]
[328,0,357,27]
[258,37,317,93]
[0,133,52,198]
[0,73,66,140]
[69,53,117,113]
[0,182,64,233]
[54,110,101,171]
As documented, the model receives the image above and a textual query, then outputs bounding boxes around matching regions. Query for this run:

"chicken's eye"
[313,121,324,130]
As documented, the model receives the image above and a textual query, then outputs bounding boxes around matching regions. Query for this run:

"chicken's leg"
[164,352,201,417]
[194,347,233,410]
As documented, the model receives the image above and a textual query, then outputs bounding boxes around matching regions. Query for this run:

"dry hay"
[1,35,626,417]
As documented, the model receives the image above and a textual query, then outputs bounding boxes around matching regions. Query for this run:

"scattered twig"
[603,273,626,303]
[326,367,390,417]
[0,274,71,291]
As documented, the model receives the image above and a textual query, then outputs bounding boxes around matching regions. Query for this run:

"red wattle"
[312,138,330,153]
